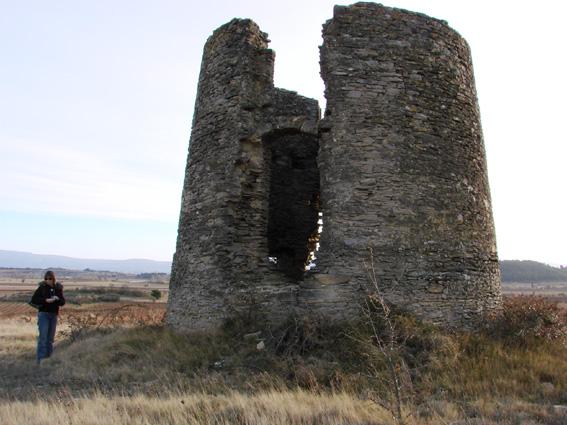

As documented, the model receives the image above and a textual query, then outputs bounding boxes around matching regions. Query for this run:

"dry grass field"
[502,282,567,308]
[0,278,169,300]
[1,279,566,424]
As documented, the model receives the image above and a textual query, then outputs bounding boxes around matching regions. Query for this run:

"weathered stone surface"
[315,3,501,327]
[166,3,501,331]
[166,19,320,330]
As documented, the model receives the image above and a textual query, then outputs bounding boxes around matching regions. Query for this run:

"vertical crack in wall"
[264,130,320,280]
[305,210,323,271]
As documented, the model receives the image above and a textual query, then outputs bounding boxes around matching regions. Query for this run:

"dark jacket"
[31,281,66,314]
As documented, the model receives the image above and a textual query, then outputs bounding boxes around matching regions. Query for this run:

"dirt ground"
[0,301,166,320]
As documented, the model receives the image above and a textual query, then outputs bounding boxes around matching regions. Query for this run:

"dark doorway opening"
[263,130,320,280]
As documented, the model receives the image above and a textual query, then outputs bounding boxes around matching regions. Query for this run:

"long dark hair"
[44,270,56,282]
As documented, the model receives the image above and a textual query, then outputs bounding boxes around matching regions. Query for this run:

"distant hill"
[0,250,171,274]
[500,260,567,283]
[1,250,564,281]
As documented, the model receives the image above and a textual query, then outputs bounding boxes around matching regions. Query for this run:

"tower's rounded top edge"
[335,2,448,25]
[328,2,461,36]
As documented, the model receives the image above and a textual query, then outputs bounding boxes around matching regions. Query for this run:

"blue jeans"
[37,312,57,363]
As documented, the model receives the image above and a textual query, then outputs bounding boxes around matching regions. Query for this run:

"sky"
[0,0,565,265]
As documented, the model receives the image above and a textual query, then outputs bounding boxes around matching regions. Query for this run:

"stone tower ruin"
[166,2,501,331]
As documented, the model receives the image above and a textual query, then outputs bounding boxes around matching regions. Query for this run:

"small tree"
[150,289,162,302]
[357,247,414,425]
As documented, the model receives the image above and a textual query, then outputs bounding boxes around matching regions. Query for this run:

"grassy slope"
[1,309,566,425]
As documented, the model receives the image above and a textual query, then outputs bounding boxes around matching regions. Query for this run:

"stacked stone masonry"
[166,2,501,331]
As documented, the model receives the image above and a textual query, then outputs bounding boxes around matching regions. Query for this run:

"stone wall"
[314,3,501,326]
[166,19,319,330]
[167,3,501,331]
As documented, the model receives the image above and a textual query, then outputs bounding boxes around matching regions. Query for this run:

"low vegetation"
[485,295,567,343]
[1,287,150,305]
[1,296,565,424]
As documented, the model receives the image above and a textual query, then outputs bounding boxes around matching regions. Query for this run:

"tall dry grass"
[430,334,567,403]
[1,389,565,425]
[0,319,36,356]
[0,390,392,425]
[1,297,566,424]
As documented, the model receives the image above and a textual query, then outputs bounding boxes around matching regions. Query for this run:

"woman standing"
[31,270,65,364]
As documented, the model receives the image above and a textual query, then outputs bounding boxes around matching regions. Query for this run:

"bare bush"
[485,295,567,345]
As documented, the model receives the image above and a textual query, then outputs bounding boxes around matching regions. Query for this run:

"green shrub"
[97,293,121,303]
[150,289,162,301]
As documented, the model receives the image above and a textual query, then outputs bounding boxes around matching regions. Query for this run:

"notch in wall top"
[207,18,270,51]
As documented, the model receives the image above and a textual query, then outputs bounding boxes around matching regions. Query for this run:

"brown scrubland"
[0,293,566,425]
